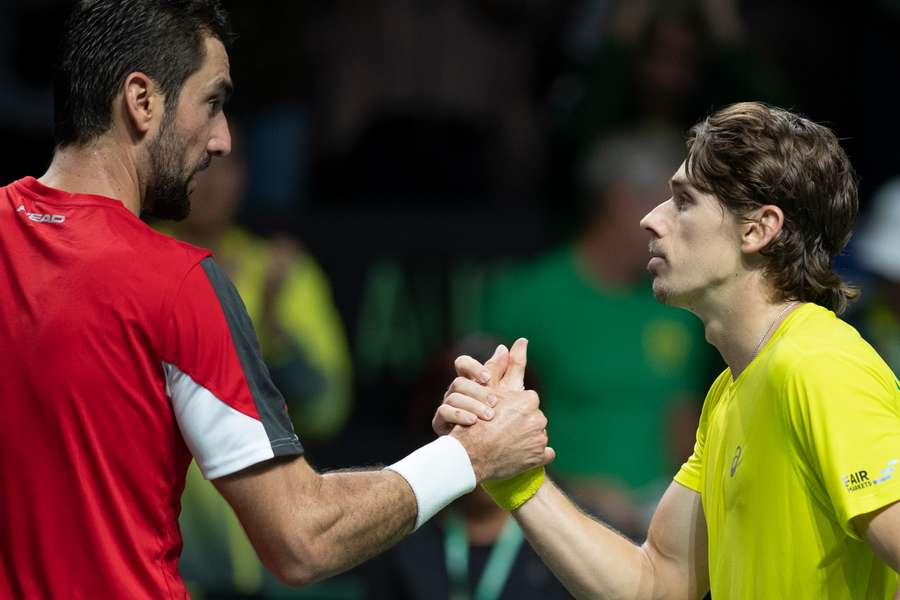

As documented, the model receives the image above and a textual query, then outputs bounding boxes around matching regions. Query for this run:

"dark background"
[0,0,895,469]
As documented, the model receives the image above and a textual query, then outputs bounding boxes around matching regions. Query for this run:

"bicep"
[643,481,709,600]
[854,500,900,572]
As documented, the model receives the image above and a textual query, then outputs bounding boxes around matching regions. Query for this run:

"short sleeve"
[674,370,730,493]
[162,258,303,479]
[784,352,900,539]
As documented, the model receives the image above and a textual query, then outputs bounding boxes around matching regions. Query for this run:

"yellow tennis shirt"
[674,303,899,598]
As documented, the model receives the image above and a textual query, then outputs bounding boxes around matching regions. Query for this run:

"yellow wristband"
[481,466,545,511]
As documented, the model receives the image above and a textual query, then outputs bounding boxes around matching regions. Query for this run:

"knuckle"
[452,376,467,390]
[525,389,540,404]
[446,392,464,407]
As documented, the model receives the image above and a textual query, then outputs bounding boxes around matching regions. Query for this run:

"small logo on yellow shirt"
[730,445,742,477]
[842,459,897,493]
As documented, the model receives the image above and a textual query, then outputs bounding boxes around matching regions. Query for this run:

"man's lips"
[647,247,666,271]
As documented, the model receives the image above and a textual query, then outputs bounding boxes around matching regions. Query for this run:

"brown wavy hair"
[685,102,859,314]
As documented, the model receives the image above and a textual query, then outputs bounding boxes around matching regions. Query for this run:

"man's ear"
[122,72,162,135]
[741,204,784,254]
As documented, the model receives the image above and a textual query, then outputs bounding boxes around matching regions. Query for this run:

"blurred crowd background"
[3,0,898,598]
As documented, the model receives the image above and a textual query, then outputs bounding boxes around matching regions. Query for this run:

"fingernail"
[484,408,494,419]
[467,414,477,424]
[487,394,497,407]
[479,370,491,383]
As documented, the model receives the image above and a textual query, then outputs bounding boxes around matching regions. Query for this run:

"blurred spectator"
[849,178,900,374]
[306,0,568,205]
[552,0,791,162]
[363,336,572,600]
[479,129,713,538]
[160,129,355,598]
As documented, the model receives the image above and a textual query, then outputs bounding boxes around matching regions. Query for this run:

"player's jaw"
[143,121,211,221]
[647,244,679,305]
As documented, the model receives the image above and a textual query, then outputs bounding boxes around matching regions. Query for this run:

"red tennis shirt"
[0,177,303,598]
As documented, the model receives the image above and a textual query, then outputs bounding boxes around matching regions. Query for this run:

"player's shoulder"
[770,303,895,394]
[119,219,211,272]
[776,304,884,362]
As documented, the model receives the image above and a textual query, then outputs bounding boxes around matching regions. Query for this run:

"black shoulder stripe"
[200,257,303,457]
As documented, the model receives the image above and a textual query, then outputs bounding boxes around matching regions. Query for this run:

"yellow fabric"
[482,467,546,512]
[675,303,900,599]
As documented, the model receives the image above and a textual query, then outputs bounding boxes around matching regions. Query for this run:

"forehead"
[669,161,692,191]
[181,35,231,95]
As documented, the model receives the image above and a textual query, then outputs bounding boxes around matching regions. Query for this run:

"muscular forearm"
[515,480,655,599]
[216,458,418,586]
[219,438,480,587]
[292,469,417,584]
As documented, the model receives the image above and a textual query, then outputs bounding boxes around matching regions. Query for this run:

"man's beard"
[142,113,208,221]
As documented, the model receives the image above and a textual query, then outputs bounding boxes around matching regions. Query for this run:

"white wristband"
[386,435,476,530]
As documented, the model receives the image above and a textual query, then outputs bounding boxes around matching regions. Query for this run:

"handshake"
[431,338,555,510]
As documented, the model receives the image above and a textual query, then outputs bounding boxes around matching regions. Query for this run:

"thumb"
[541,446,556,466]
[500,338,528,390]
[483,344,509,384]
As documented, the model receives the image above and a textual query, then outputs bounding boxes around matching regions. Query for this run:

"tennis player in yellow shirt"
[435,102,900,599]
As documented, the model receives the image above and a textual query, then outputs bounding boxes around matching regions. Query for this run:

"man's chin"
[651,279,679,306]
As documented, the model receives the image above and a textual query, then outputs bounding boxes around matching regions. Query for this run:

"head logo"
[16,204,65,224]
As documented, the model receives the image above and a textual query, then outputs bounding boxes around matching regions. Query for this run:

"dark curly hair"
[685,102,859,314]
[54,0,233,148]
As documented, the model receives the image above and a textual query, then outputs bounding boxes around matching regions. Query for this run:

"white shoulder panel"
[164,362,275,479]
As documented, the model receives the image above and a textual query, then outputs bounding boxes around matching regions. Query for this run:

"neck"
[692,278,800,379]
[39,138,143,216]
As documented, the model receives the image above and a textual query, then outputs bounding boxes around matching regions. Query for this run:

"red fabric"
[0,177,249,598]
[162,264,262,423]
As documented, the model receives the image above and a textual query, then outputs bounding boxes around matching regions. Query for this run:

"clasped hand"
[435,338,555,482]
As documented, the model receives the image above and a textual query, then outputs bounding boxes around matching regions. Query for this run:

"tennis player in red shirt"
[0,1,552,597]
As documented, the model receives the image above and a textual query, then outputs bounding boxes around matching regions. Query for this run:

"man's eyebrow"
[209,77,233,101]
[670,176,689,190]
[671,177,698,197]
